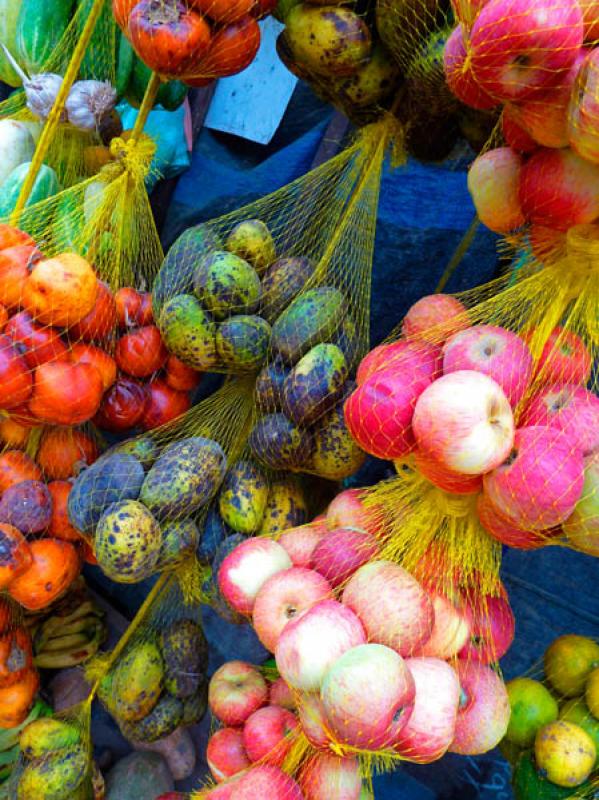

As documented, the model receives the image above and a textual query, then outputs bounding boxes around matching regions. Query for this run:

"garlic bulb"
[66,80,117,132]
[0,44,65,121]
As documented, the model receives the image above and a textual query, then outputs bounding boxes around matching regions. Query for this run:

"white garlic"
[0,44,65,121]
[66,80,117,132]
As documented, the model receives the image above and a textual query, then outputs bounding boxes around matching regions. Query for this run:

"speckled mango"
[158,294,218,371]
[160,619,209,699]
[249,413,313,470]
[194,251,261,320]
[309,398,366,480]
[139,437,227,521]
[337,45,400,107]
[112,437,160,469]
[95,500,162,583]
[225,219,275,275]
[218,460,269,534]
[284,5,372,77]
[283,343,348,426]
[216,314,271,371]
[255,358,290,413]
[17,745,88,800]
[259,476,308,534]
[122,695,184,743]
[260,256,313,323]
[113,641,164,723]
[68,453,145,536]
[19,719,80,760]
[271,286,346,363]
[182,685,208,726]
[157,519,200,570]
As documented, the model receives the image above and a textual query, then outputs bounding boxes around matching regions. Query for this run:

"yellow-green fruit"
[121,695,184,743]
[535,721,596,787]
[160,619,209,699]
[225,219,276,275]
[560,697,599,759]
[215,314,271,371]
[505,678,559,748]
[219,460,269,534]
[310,399,366,480]
[158,294,218,371]
[271,286,346,363]
[259,477,308,534]
[17,745,88,799]
[285,5,372,77]
[337,45,400,108]
[194,251,261,320]
[585,667,599,718]
[95,499,162,583]
[283,343,348,426]
[113,641,164,722]
[20,718,80,759]
[158,518,200,570]
[544,635,599,697]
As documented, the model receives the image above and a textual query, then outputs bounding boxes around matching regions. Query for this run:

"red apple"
[458,591,515,663]
[278,521,327,568]
[298,753,362,800]
[253,567,333,653]
[449,660,510,755]
[413,593,472,659]
[218,538,292,615]
[341,560,434,657]
[568,49,599,163]
[580,0,599,41]
[242,705,299,766]
[297,692,331,749]
[477,492,553,549]
[321,643,415,750]
[413,370,515,475]
[501,110,538,153]
[402,294,469,345]
[467,149,526,234]
[275,600,366,692]
[209,661,269,727]
[395,658,461,763]
[356,340,442,387]
[562,452,599,556]
[483,426,585,529]
[469,0,583,103]
[520,384,599,456]
[311,528,379,588]
[519,147,599,231]
[229,765,304,799]
[527,326,592,387]
[325,489,377,534]
[207,728,251,782]
[444,24,498,109]
[414,450,483,494]
[270,677,295,710]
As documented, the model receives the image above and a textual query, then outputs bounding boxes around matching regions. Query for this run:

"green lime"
[545,635,599,697]
[506,678,559,747]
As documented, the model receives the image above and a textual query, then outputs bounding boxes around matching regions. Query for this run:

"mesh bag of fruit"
[499,633,599,799]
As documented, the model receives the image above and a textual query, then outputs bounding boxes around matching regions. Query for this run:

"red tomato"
[115,325,167,378]
[140,378,191,430]
[196,16,260,77]
[28,362,104,425]
[0,451,41,493]
[47,481,84,542]
[5,312,69,369]
[37,428,98,480]
[113,0,137,28]
[0,335,32,409]
[70,343,117,391]
[68,281,117,343]
[115,287,154,329]
[165,355,202,392]
[0,304,7,331]
[190,0,255,24]
[79,539,97,565]
[0,226,35,251]
[0,418,28,448]
[0,246,41,311]
[252,0,275,17]
[94,376,147,432]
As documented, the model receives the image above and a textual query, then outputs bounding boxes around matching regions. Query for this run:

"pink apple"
[321,643,415,750]
[467,149,526,234]
[275,600,366,691]
[501,110,538,153]
[483,426,585,529]
[270,677,296,710]
[298,753,362,800]
[311,528,379,588]
[413,593,472,659]
[443,324,533,407]
[477,492,553,549]
[519,147,599,231]
[207,728,251,782]
[229,765,304,800]
[341,560,434,656]
[394,658,461,763]
[525,326,592,386]
[343,365,432,460]
[326,488,378,535]
[444,25,498,109]
[580,0,599,41]
[449,660,510,755]
[253,567,333,653]
[458,591,515,663]
[413,370,515,475]
[469,0,583,103]
[242,705,299,766]
[356,339,442,387]
[209,661,269,727]
[414,449,483,494]
[204,778,240,799]
[568,49,599,163]
[278,522,327,568]
[562,452,599,556]
[218,538,292,615]
[402,294,470,345]
[520,384,599,456]
[297,692,331,749]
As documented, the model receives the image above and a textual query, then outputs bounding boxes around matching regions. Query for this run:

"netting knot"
[107,134,156,181]
[430,487,479,518]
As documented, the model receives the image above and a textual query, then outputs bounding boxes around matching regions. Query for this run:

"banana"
[34,603,104,652]
[42,632,96,653]
[34,623,105,669]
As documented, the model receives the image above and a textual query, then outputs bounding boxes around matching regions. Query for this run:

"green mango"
[260,256,313,323]
[158,519,200,570]
[337,44,401,108]
[259,476,308,534]
[121,695,183,743]
[17,745,88,800]
[160,620,209,699]
[216,314,271,371]
[254,358,290,414]
[224,219,276,275]
[113,641,164,723]
[218,460,269,534]
[283,343,348,426]
[271,287,346,363]
[95,500,162,583]
[158,294,218,371]
[194,250,261,320]
[249,413,313,470]
[19,719,80,760]
[309,398,366,480]
[140,437,227,521]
